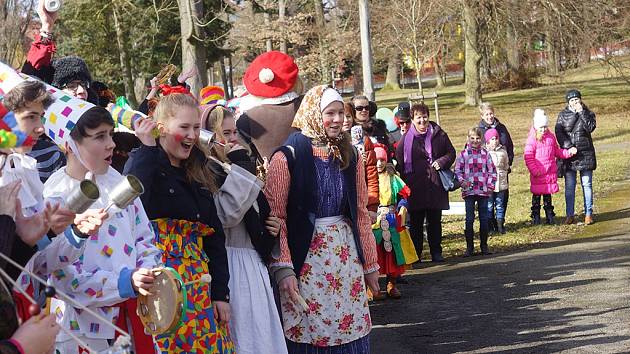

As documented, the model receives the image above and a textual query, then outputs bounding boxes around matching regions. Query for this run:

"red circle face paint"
[174,134,185,142]
[323,120,332,128]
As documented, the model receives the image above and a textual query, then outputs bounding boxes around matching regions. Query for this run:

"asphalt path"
[369,225,630,353]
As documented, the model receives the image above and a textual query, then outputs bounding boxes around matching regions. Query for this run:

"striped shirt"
[27,137,67,183]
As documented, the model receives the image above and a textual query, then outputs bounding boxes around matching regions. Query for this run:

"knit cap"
[533,109,548,129]
[51,56,92,89]
[565,89,581,102]
[374,145,388,161]
[484,128,499,142]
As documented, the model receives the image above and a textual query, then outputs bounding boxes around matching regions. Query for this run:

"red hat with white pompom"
[243,51,299,98]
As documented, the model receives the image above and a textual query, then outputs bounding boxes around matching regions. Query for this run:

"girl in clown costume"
[125,93,234,353]
[371,145,417,300]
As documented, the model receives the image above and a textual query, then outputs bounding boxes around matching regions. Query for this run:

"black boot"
[543,195,555,225]
[488,218,497,234]
[497,218,506,234]
[464,227,474,257]
[531,194,541,225]
[480,229,492,255]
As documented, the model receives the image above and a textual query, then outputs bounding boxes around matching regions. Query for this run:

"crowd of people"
[0,2,598,354]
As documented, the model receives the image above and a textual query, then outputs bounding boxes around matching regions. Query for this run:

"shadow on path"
[369,230,630,353]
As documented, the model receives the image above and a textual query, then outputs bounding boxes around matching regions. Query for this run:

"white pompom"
[200,274,212,283]
[258,68,275,84]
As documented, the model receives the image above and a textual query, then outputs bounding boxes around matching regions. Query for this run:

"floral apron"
[281,216,371,347]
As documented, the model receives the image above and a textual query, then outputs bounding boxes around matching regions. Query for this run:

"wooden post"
[408,92,440,126]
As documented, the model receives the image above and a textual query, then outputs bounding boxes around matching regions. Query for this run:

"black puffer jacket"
[555,106,597,171]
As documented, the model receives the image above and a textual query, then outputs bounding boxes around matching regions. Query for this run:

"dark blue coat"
[123,144,230,302]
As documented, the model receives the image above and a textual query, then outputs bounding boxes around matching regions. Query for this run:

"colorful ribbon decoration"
[0,112,34,148]
[107,105,159,138]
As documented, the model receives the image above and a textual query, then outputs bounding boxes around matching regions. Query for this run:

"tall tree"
[462,0,483,106]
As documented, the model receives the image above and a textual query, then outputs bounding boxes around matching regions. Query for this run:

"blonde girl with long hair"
[125,94,234,353]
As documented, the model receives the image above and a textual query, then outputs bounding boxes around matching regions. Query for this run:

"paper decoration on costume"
[0,112,35,148]
[376,107,397,132]
[199,85,225,105]
[106,104,159,138]
[41,84,95,148]
[115,96,132,110]
[0,61,24,98]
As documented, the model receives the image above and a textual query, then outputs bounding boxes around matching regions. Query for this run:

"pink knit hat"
[484,128,499,142]
[374,145,388,161]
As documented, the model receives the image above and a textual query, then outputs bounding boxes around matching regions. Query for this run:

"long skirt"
[227,246,287,354]
[281,216,371,351]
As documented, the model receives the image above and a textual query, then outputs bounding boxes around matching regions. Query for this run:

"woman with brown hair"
[265,85,379,353]
[395,103,456,263]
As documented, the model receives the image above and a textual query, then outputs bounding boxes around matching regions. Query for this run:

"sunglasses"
[63,80,90,92]
[354,105,369,112]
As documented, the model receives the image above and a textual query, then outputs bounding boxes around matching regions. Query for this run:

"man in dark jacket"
[555,89,596,225]
[478,102,514,232]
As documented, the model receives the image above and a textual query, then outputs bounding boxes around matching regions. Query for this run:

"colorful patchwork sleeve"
[454,151,466,182]
[131,199,162,270]
[48,262,132,308]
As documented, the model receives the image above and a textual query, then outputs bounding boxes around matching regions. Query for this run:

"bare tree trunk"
[178,0,208,96]
[415,59,424,95]
[434,53,445,89]
[207,63,214,86]
[219,57,229,98]
[506,0,521,74]
[313,0,329,84]
[227,55,234,99]
[385,56,400,90]
[353,58,364,96]
[462,2,482,106]
[134,77,147,106]
[264,11,273,51]
[278,0,287,53]
[112,7,137,107]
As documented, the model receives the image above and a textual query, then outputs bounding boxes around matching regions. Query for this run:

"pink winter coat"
[524,127,572,195]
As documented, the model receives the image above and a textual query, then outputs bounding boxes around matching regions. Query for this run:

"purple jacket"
[524,127,572,195]
[455,145,497,198]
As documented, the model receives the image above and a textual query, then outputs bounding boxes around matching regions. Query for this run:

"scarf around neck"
[403,122,433,174]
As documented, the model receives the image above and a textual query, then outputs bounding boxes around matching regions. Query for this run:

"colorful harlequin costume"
[124,141,234,353]
[371,173,416,276]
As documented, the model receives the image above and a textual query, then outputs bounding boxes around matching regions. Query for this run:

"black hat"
[396,101,411,122]
[51,56,92,89]
[565,89,581,102]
